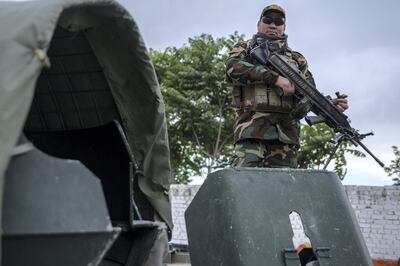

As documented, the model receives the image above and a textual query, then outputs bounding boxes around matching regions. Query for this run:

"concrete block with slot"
[185,168,372,266]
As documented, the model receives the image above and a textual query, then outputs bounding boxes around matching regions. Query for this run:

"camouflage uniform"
[226,33,315,168]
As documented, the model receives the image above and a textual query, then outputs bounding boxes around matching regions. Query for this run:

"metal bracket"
[315,247,331,259]
[282,247,331,266]
[282,248,300,266]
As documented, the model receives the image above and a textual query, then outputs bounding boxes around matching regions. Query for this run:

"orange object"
[372,259,398,266]
[295,242,312,253]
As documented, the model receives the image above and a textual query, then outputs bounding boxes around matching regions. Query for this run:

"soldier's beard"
[265,30,279,38]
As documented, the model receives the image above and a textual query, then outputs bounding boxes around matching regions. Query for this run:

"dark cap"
[260,4,286,19]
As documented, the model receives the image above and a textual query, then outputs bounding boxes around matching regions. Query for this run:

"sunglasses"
[261,16,285,26]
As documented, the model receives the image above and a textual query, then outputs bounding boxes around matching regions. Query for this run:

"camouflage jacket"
[226,38,315,146]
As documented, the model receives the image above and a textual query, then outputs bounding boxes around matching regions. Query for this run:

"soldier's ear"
[257,20,262,31]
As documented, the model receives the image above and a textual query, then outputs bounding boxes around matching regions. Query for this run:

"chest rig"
[232,36,301,113]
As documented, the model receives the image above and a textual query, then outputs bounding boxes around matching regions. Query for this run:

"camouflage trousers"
[231,139,298,168]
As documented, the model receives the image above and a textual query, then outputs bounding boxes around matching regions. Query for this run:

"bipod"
[323,131,375,170]
[323,134,347,170]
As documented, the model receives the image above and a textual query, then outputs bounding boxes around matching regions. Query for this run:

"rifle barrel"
[355,139,385,168]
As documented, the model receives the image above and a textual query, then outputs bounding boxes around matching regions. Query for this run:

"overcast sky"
[120,0,400,186]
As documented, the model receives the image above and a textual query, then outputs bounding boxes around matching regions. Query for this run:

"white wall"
[344,186,400,260]
[170,184,400,260]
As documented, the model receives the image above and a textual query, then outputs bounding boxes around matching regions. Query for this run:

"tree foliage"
[298,124,365,179]
[150,33,365,183]
[384,146,400,185]
[150,32,244,183]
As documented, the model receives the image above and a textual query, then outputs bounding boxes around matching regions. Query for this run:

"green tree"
[151,32,366,183]
[384,146,400,185]
[150,32,244,183]
[298,123,365,179]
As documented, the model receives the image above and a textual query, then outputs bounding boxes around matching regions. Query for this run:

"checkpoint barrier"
[185,168,372,266]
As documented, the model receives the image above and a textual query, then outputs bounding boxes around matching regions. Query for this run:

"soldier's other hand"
[332,96,349,112]
[275,76,295,96]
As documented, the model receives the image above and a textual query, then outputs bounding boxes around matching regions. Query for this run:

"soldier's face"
[257,11,285,38]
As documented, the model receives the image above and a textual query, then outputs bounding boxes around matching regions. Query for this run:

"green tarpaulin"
[0,0,173,246]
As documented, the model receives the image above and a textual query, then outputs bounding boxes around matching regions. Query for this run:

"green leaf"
[384,146,400,185]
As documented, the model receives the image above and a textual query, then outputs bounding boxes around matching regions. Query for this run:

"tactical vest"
[232,51,300,113]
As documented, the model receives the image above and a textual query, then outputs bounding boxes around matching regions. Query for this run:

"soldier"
[226,4,348,168]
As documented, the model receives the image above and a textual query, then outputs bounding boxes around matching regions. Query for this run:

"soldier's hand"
[332,95,349,112]
[275,76,295,96]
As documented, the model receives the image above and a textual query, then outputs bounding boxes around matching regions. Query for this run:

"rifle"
[250,43,385,169]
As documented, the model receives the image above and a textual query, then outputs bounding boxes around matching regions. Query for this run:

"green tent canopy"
[0,0,173,233]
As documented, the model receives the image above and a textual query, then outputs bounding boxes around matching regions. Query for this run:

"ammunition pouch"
[232,83,294,113]
[231,85,243,109]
